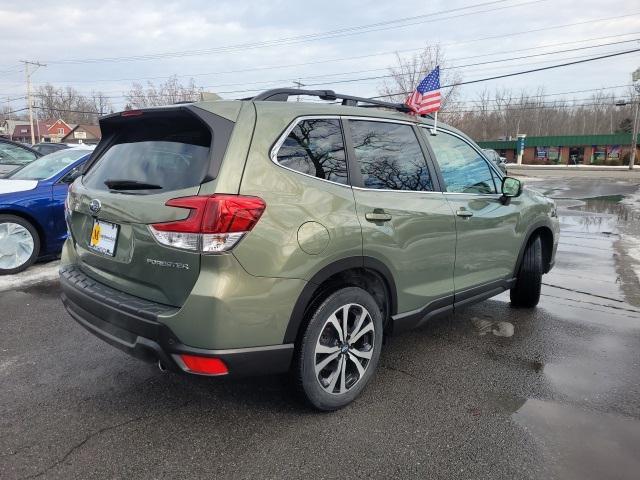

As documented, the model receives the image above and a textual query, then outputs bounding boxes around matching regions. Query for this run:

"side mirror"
[501,177,522,205]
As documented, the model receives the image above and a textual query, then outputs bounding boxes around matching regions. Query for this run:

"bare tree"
[378,44,462,110]
[125,76,202,108]
[446,88,635,140]
[34,84,110,123]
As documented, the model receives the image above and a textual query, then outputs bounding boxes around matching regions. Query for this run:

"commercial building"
[478,133,640,165]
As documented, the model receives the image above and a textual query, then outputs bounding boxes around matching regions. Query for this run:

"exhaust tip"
[158,360,168,372]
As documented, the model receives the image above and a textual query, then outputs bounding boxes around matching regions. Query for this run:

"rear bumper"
[59,265,294,377]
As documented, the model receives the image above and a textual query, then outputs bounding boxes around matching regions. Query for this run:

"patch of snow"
[621,234,640,284]
[0,260,59,292]
[0,179,38,195]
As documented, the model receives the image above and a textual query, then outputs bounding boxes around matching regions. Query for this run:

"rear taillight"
[149,194,266,253]
[177,354,228,376]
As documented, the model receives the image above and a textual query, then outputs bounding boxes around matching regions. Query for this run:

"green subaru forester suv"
[60,89,558,410]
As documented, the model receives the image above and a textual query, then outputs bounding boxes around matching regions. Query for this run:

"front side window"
[349,120,433,191]
[428,132,497,194]
[276,118,348,185]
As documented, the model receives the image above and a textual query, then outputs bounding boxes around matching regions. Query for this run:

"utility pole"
[293,80,305,102]
[20,60,46,145]
[630,68,640,170]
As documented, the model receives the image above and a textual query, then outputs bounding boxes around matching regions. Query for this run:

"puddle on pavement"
[513,398,640,480]
[484,349,544,373]
[19,280,60,298]
[557,194,640,308]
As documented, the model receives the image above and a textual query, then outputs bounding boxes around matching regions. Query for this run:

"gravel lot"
[1,174,639,480]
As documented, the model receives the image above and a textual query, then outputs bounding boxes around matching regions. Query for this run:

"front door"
[345,118,457,317]
[423,129,521,294]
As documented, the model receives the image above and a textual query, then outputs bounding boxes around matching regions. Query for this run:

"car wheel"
[0,214,40,275]
[294,286,383,411]
[510,235,542,308]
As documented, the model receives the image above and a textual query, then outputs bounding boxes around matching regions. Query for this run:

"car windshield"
[9,149,91,180]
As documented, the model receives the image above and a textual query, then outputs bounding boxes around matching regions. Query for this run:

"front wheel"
[294,287,383,411]
[0,214,40,275]
[510,235,542,308]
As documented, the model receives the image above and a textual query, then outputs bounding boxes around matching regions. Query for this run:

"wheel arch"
[283,256,397,344]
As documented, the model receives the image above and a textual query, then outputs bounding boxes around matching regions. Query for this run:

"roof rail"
[249,88,413,114]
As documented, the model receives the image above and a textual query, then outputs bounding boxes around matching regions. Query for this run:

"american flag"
[405,66,441,114]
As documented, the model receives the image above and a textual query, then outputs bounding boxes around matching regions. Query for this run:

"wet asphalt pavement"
[1,175,640,479]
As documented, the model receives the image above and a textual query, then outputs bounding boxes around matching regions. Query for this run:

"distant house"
[0,119,27,139]
[10,121,51,144]
[62,124,101,144]
[46,119,73,143]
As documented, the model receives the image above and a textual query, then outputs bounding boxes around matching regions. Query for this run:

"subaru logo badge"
[89,199,101,215]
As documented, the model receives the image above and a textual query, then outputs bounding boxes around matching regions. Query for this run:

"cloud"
[1,0,639,109]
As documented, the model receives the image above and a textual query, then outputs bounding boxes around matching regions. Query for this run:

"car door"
[423,128,521,295]
[345,118,457,325]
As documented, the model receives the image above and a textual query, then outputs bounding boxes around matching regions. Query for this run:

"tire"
[510,235,542,308]
[294,286,384,411]
[0,214,40,275]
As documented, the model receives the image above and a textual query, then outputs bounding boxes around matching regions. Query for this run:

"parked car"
[0,147,93,274]
[32,142,72,156]
[0,138,42,177]
[482,148,507,174]
[60,89,558,410]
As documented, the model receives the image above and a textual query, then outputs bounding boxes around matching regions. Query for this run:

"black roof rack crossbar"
[250,88,412,113]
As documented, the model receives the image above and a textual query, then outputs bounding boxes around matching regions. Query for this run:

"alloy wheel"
[0,222,35,270]
[314,303,375,395]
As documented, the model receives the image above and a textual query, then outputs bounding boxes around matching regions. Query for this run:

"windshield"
[9,149,91,180]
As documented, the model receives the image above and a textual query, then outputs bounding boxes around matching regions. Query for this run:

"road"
[1,174,639,479]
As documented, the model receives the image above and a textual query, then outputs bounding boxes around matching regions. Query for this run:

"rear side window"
[83,112,212,193]
[275,118,348,185]
[349,120,433,191]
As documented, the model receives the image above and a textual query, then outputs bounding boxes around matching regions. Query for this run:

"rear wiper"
[104,179,162,190]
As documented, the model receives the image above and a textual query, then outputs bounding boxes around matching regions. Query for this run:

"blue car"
[0,147,93,274]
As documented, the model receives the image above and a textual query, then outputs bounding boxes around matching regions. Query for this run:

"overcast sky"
[1,0,639,111]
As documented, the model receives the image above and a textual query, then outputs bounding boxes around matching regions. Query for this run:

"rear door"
[423,128,521,292]
[67,107,234,307]
[346,118,456,317]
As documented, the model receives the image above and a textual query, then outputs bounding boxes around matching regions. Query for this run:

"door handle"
[456,210,474,218]
[365,211,392,222]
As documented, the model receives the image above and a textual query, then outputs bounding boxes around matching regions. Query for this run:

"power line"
[23,29,640,87]
[41,0,540,64]
[443,100,635,115]
[18,42,640,101]
[371,48,640,99]
[34,7,640,69]
[445,85,635,106]
[4,14,639,96]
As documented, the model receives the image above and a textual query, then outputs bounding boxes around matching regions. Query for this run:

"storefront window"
[592,146,606,164]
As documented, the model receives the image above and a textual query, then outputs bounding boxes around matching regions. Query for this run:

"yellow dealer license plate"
[89,219,119,256]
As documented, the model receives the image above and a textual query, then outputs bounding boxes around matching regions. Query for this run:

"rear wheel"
[0,215,40,275]
[510,235,542,308]
[294,287,383,411]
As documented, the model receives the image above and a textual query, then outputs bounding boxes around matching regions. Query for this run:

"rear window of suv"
[83,112,212,193]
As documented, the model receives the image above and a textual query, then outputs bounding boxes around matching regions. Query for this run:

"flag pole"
[431,110,438,135]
